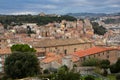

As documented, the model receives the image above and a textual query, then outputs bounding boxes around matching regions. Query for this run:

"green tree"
[11,44,36,53]
[84,75,95,80]
[100,59,110,76]
[4,44,40,79]
[52,65,80,80]
[91,22,107,35]
[116,58,120,72]
[110,64,119,73]
[82,58,101,66]
[110,58,120,73]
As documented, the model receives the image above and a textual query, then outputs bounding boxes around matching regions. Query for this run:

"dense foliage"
[4,44,40,79]
[82,58,101,66]
[11,44,36,53]
[110,58,120,73]
[0,15,76,28]
[84,75,95,80]
[91,22,107,35]
[100,59,110,69]
[100,59,110,76]
[52,65,80,80]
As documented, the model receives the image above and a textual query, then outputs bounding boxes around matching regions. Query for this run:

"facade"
[74,46,120,65]
[0,23,4,34]
[31,38,93,55]
[0,37,8,49]
[40,53,79,70]
[0,48,11,73]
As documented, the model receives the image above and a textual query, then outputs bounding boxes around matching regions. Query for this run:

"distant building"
[0,37,8,49]
[0,23,4,34]
[39,12,46,16]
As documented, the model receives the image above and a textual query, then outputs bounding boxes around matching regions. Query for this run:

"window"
[83,57,86,61]
[74,48,77,52]
[64,49,67,55]
[103,52,104,55]
[98,53,100,56]
[107,55,109,58]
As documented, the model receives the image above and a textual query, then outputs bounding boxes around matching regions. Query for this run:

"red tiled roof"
[74,46,119,57]
[42,53,62,63]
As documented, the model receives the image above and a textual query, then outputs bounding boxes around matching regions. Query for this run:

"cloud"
[10,11,38,15]
[25,4,57,9]
[0,0,120,14]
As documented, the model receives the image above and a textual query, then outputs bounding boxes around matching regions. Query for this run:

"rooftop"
[74,46,120,57]
[32,38,92,48]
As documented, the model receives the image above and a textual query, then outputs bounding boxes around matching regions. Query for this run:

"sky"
[0,0,120,15]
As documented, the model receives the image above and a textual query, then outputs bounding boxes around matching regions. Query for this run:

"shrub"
[110,64,119,73]
[116,73,120,80]
[84,75,95,80]
[82,58,100,66]
[43,69,50,74]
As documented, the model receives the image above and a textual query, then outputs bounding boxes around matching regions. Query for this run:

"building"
[0,23,4,34]
[40,52,79,70]
[31,38,93,55]
[0,48,11,72]
[74,46,120,65]
[0,37,8,49]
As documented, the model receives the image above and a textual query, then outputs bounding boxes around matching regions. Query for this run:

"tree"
[4,44,40,79]
[82,58,101,66]
[52,65,80,80]
[91,22,107,35]
[116,58,120,72]
[84,75,95,80]
[110,64,119,73]
[100,59,110,76]
[11,44,36,53]
[110,58,120,73]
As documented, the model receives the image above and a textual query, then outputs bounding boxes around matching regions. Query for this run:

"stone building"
[74,46,120,65]
[31,38,93,55]
[0,37,8,49]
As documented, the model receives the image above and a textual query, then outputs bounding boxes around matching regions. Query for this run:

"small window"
[64,49,67,55]
[103,52,104,55]
[98,53,100,56]
[74,48,77,52]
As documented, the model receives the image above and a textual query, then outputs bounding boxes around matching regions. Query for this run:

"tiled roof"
[32,38,92,48]
[42,53,62,63]
[0,48,11,54]
[42,53,79,64]
[74,46,120,57]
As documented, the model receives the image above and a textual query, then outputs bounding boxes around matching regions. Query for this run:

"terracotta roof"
[74,46,120,57]
[42,53,62,63]
[0,48,11,55]
[46,52,56,57]
[72,56,79,62]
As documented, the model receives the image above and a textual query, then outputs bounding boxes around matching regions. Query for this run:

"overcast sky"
[0,0,120,15]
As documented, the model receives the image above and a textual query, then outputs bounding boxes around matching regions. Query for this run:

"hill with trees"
[0,15,76,28]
